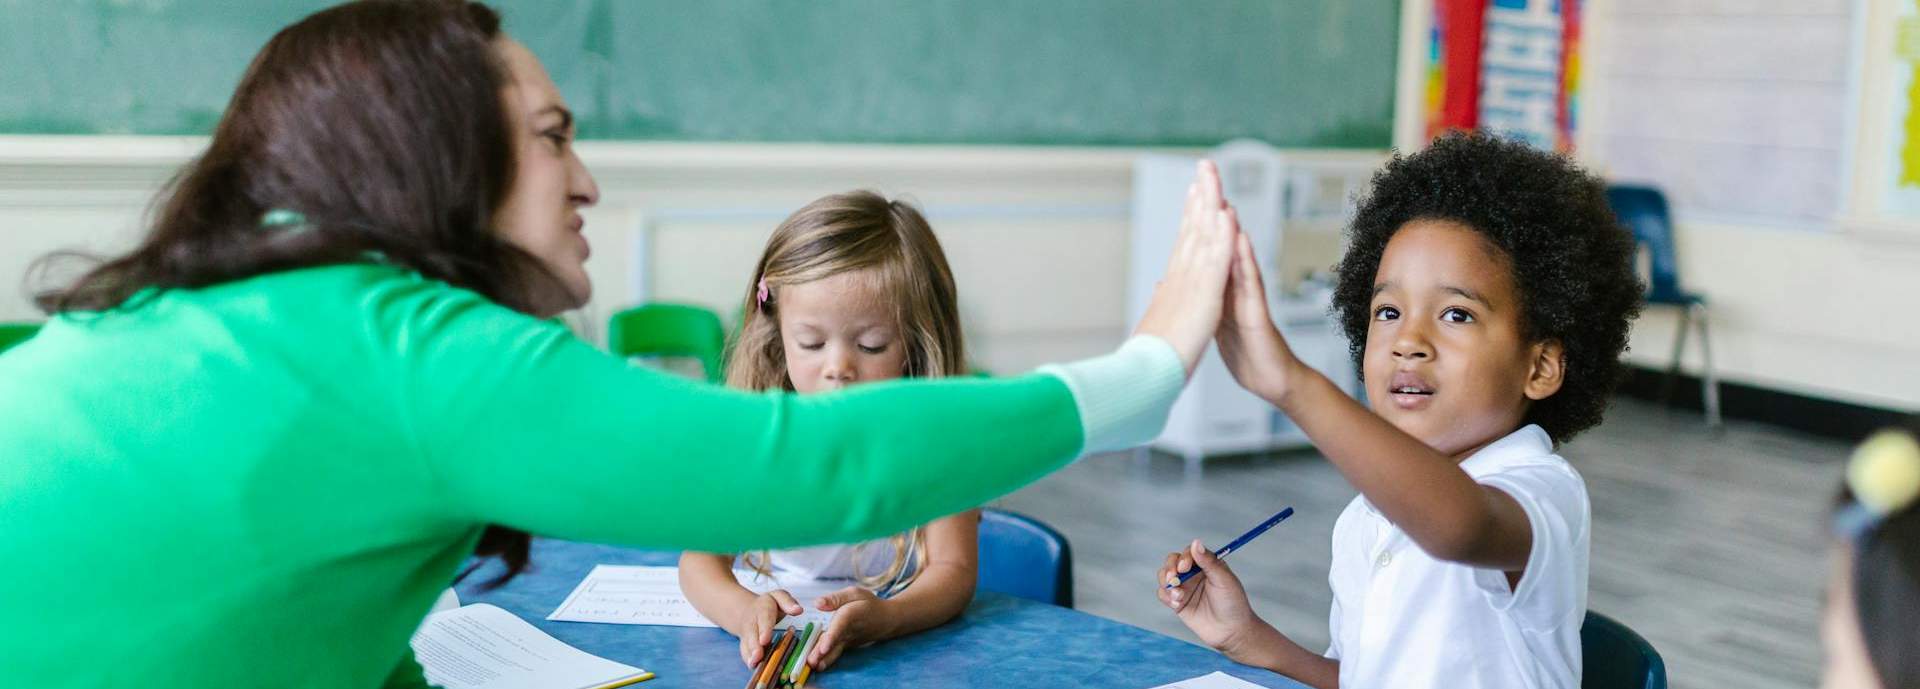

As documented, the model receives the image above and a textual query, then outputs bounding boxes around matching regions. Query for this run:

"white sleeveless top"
[739,537,919,593]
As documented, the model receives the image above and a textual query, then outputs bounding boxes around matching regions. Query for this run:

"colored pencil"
[1167,506,1295,588]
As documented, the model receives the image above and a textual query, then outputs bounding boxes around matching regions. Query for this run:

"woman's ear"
[1524,339,1566,401]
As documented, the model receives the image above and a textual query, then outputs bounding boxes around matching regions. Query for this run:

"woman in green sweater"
[0,2,1243,687]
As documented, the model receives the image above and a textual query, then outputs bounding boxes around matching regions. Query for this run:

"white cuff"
[1037,335,1186,455]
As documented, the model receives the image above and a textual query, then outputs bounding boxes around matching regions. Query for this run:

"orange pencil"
[755,628,797,689]
[746,628,787,689]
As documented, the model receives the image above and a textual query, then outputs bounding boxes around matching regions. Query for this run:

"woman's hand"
[736,589,804,667]
[1134,160,1243,375]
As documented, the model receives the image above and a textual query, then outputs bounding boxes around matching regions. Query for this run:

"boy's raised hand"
[1134,159,1242,375]
[1216,229,1301,406]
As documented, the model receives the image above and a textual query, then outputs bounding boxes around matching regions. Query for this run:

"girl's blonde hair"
[729,191,965,594]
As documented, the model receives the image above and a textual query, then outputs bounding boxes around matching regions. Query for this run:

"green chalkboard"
[1,0,1400,147]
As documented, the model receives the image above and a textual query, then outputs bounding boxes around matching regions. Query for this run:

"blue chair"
[1582,610,1666,689]
[1605,185,1720,428]
[977,508,1073,607]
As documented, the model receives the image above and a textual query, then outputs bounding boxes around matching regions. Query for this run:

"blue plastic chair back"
[1604,185,1694,306]
[1581,611,1667,689]
[977,508,1073,607]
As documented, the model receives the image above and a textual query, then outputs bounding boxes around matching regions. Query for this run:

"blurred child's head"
[1331,132,1643,457]
[1825,423,1920,689]
[728,191,965,394]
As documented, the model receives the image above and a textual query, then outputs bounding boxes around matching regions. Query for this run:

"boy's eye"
[1441,307,1475,324]
[1373,305,1399,321]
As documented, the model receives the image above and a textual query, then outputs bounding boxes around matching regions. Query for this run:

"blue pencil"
[1165,506,1294,589]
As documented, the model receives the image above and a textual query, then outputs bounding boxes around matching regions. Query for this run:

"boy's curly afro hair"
[1331,132,1644,443]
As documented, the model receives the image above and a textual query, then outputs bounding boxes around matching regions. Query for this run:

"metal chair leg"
[1661,306,1692,409]
[1693,302,1722,429]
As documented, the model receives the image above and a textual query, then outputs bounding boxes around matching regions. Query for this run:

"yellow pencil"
[590,671,656,688]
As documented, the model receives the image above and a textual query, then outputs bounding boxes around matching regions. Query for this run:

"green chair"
[0,322,41,354]
[607,304,726,383]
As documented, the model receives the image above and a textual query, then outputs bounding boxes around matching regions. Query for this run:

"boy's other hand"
[1157,539,1278,667]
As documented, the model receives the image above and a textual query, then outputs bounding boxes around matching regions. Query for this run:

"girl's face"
[492,38,601,315]
[1362,220,1564,459]
[776,269,909,394]
[1822,547,1883,689]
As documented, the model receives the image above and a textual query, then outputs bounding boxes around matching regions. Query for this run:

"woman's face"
[492,38,600,315]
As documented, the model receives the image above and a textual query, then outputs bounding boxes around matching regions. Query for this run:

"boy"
[1160,133,1644,689]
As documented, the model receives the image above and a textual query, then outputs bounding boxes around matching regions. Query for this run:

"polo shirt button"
[1375,550,1392,569]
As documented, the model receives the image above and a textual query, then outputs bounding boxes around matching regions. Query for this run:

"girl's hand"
[736,589,804,667]
[1135,159,1243,375]
[805,586,886,671]
[1156,539,1274,666]
[1215,230,1302,406]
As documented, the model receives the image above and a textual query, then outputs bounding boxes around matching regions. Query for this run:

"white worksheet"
[1145,671,1270,689]
[411,603,649,689]
[547,565,836,629]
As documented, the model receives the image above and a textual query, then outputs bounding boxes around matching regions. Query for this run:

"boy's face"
[1363,220,1564,459]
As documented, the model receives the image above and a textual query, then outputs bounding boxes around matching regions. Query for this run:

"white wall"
[1387,0,1920,412]
[1580,0,1920,412]
[0,136,1366,377]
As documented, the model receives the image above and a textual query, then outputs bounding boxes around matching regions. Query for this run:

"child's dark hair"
[1835,419,1920,688]
[1331,131,1644,442]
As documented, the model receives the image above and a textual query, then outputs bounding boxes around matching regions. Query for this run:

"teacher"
[0,2,1241,687]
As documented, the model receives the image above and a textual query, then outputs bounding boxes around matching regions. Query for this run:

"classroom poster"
[1424,0,1486,140]
[1422,0,1579,152]
[1879,0,1920,217]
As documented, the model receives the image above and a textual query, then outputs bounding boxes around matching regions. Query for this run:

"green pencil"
[780,622,814,684]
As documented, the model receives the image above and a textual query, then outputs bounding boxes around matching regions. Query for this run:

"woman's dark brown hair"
[32,0,557,586]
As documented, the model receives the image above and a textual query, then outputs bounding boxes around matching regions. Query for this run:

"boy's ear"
[1524,339,1566,401]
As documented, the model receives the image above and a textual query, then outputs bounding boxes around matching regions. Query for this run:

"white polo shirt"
[1324,424,1589,689]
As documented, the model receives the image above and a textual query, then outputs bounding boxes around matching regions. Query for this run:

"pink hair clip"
[756,277,771,308]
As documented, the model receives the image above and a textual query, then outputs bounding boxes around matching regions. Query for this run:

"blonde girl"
[679,190,979,673]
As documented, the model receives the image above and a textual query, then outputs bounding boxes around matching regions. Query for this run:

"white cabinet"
[1127,141,1374,467]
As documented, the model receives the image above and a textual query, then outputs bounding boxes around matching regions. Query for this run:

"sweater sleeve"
[1038,335,1184,454]
[367,277,1182,553]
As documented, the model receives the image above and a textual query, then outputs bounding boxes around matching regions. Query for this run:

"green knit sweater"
[0,263,1182,687]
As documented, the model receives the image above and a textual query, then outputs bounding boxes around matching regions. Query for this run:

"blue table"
[456,539,1305,689]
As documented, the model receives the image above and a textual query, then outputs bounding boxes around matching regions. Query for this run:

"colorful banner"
[1883,0,1920,216]
[1422,0,1579,152]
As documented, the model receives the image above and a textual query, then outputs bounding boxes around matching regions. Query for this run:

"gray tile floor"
[995,398,1846,689]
